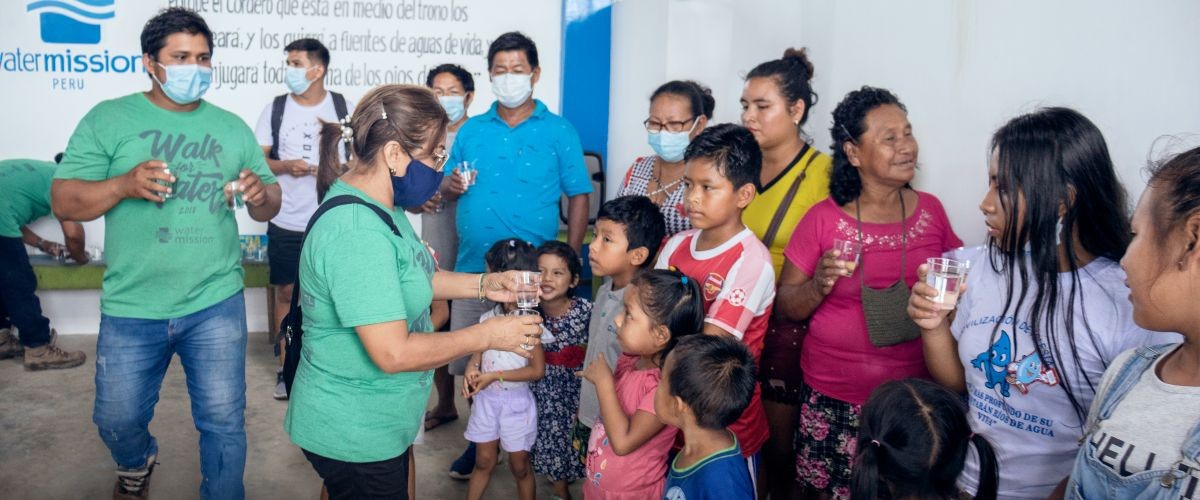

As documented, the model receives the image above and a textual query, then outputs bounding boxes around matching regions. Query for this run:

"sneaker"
[113,454,157,500]
[447,442,476,480]
[24,329,86,371]
[0,328,23,360]
[273,368,288,400]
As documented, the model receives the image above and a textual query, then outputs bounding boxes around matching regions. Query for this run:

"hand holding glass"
[512,271,542,314]
[831,238,863,275]
[925,258,970,310]
[224,181,245,211]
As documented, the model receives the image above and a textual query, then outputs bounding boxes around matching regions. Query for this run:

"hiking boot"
[24,329,86,371]
[447,442,476,480]
[113,454,157,500]
[0,328,23,359]
[273,367,288,400]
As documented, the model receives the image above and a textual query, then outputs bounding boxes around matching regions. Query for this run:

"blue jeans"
[92,292,247,500]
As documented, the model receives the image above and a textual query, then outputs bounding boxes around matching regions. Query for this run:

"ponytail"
[850,439,882,500]
[971,434,999,500]
[316,120,350,202]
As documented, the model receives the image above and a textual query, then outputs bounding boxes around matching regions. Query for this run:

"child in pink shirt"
[578,270,703,499]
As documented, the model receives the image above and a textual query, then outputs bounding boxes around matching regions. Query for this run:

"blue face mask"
[648,130,691,163]
[285,66,316,95]
[391,158,443,210]
[439,95,466,122]
[152,62,211,105]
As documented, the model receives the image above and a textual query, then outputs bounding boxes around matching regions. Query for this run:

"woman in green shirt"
[285,84,544,500]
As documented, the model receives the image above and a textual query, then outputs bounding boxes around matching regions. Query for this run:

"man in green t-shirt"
[51,8,280,500]
[0,158,88,370]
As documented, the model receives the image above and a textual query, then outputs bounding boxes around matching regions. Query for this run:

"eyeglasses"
[644,116,698,134]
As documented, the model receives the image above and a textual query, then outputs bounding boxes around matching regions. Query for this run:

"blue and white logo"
[26,0,115,45]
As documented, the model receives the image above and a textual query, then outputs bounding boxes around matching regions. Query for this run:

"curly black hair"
[828,86,907,205]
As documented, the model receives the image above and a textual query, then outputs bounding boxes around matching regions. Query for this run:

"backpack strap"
[331,92,351,162]
[268,94,288,161]
[285,194,403,316]
[760,143,817,246]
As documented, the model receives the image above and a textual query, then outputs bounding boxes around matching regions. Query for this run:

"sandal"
[424,412,459,431]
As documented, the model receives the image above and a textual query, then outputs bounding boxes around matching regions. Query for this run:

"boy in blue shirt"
[656,334,757,499]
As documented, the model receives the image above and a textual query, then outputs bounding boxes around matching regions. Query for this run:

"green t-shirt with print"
[0,160,56,238]
[284,180,436,463]
[55,93,276,319]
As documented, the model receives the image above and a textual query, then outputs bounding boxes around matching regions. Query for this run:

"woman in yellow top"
[739,47,832,499]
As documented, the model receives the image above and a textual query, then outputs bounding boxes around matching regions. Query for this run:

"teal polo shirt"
[448,100,592,272]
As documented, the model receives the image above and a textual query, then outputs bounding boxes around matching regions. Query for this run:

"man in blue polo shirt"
[439,30,591,479]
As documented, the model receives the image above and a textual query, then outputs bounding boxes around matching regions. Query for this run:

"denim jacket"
[1067,343,1200,499]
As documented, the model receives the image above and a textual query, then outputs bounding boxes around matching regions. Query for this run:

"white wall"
[4,0,563,334]
[609,0,1200,247]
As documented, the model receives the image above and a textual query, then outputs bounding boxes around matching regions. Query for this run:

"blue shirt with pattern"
[447,99,592,272]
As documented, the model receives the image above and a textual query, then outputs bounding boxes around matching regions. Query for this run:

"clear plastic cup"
[224,180,245,211]
[155,168,175,199]
[515,271,542,310]
[831,238,863,274]
[457,162,476,187]
[926,257,970,310]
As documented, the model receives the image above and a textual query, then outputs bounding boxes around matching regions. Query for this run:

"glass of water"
[456,161,476,187]
[513,271,542,312]
[925,257,970,310]
[831,238,863,275]
[155,168,175,200]
[224,180,245,211]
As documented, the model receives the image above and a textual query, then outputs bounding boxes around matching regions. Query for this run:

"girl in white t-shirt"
[908,107,1179,499]
[1066,146,1200,499]
[462,238,553,500]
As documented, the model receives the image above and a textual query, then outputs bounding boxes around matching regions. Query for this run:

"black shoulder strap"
[268,94,288,160]
[331,92,352,162]
[287,194,403,307]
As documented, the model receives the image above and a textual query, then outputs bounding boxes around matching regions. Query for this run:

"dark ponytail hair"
[317,84,449,201]
[1146,145,1200,262]
[484,238,538,273]
[852,379,998,500]
[987,107,1130,425]
[629,269,703,363]
[746,47,818,126]
[828,86,906,205]
[650,80,715,120]
[537,240,582,297]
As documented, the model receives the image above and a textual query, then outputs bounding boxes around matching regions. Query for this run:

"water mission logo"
[27,0,115,45]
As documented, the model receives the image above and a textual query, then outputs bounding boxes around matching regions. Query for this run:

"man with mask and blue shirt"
[51,8,280,500]
[438,30,592,480]
[253,37,353,401]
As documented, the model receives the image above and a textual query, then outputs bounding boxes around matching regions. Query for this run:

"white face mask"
[491,73,533,108]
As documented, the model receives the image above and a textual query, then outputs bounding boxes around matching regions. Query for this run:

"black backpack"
[269,91,351,161]
[281,194,402,394]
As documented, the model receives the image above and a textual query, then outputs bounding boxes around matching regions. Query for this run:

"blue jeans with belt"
[92,292,248,500]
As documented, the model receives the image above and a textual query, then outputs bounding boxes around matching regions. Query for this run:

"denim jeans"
[92,292,247,500]
[0,235,52,347]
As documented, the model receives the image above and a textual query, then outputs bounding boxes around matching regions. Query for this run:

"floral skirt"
[794,382,861,500]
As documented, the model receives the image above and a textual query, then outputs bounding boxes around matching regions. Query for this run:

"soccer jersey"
[656,227,773,456]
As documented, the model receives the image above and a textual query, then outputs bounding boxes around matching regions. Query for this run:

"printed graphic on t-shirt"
[1088,431,1200,497]
[966,321,1060,438]
[279,120,321,166]
[140,129,234,220]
